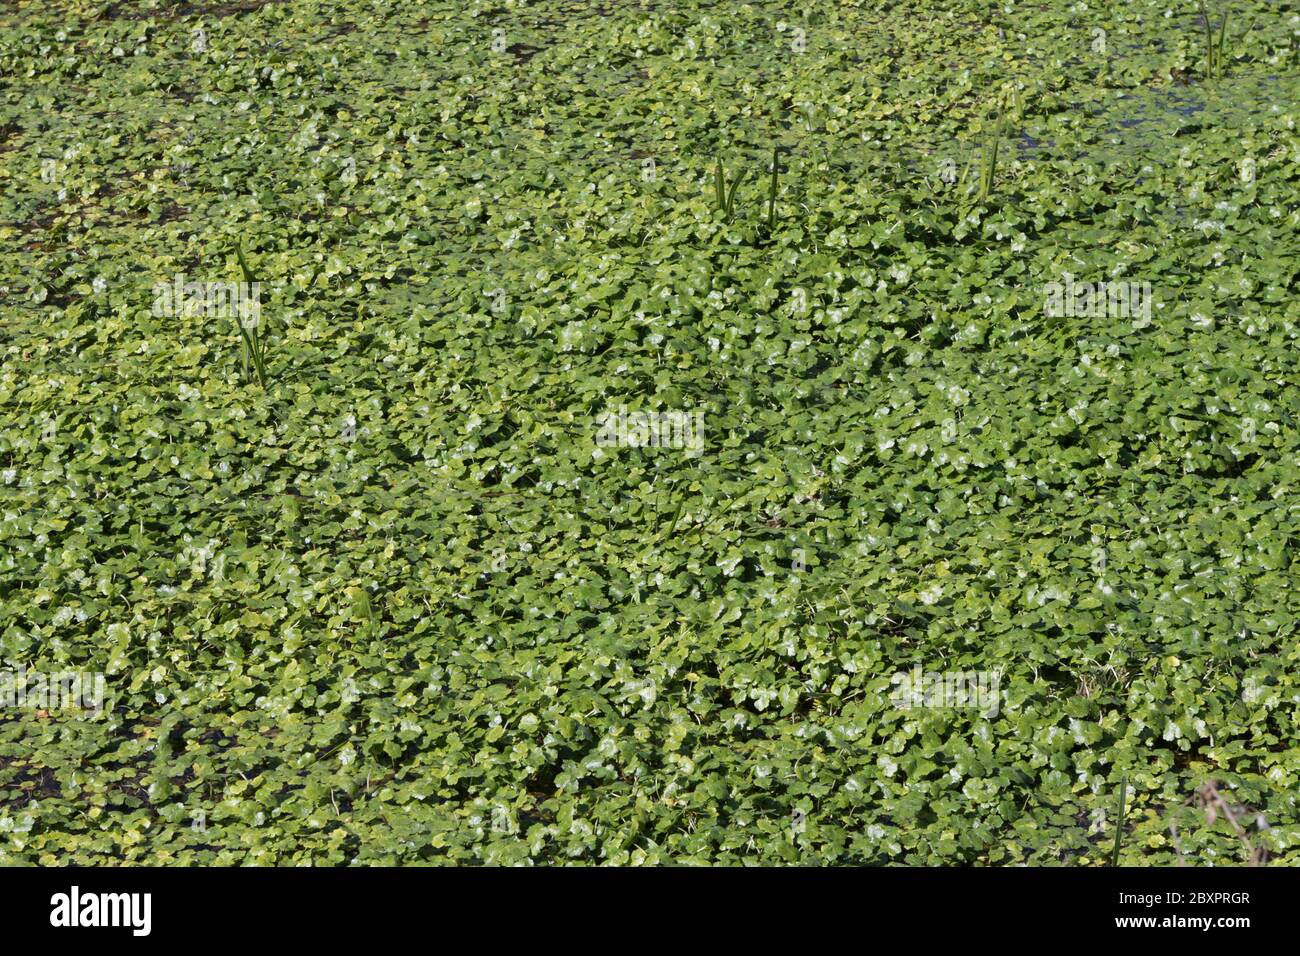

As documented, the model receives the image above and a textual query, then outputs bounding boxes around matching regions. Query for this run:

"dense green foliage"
[1,0,1299,865]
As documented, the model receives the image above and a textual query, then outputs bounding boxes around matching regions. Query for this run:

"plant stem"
[1110,776,1128,867]
[767,145,779,233]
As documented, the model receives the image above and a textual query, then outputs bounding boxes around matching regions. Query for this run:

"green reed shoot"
[234,239,270,388]
[1197,3,1250,79]
[977,95,1008,203]
[713,156,748,222]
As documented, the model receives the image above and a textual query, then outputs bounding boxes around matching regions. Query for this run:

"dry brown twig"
[1167,781,1270,866]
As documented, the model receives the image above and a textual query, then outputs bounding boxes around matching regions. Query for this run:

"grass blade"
[990,97,1006,197]
[235,238,256,285]
[1217,9,1230,75]
[236,321,253,381]
[1197,1,1211,74]
[725,165,748,218]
